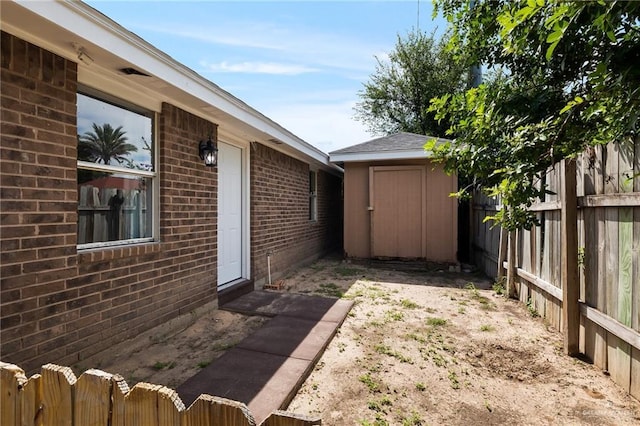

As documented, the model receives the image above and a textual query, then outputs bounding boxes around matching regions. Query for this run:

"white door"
[218,143,243,287]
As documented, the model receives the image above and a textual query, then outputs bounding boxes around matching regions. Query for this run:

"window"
[77,91,156,248]
[309,170,317,221]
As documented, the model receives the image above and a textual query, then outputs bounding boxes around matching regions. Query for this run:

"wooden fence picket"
[0,362,312,425]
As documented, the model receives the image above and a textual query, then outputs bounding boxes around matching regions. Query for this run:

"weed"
[197,361,210,369]
[212,342,236,351]
[430,352,447,367]
[402,411,424,426]
[374,344,413,364]
[448,370,460,389]
[335,266,360,276]
[492,278,505,295]
[316,282,344,297]
[425,307,437,314]
[480,324,495,332]
[400,299,419,309]
[464,282,479,296]
[415,382,426,391]
[458,307,466,314]
[359,373,381,393]
[426,317,447,327]
[152,361,175,370]
[526,298,540,317]
[312,382,319,390]
[338,342,347,353]
[385,310,404,322]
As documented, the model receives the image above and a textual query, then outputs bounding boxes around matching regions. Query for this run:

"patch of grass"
[480,324,495,332]
[401,411,424,426]
[384,310,404,322]
[424,306,437,314]
[367,396,393,413]
[415,382,426,391]
[374,344,413,364]
[152,361,175,370]
[426,317,447,327]
[527,298,540,317]
[400,299,419,309]
[492,278,505,295]
[458,306,466,314]
[334,266,361,276]
[316,282,344,297]
[359,373,381,393]
[212,342,236,351]
[448,370,460,389]
[197,360,210,369]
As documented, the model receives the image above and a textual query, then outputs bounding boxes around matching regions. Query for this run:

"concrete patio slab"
[236,315,338,361]
[176,291,353,424]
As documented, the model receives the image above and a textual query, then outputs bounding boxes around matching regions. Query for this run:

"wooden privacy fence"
[473,139,640,401]
[0,362,320,426]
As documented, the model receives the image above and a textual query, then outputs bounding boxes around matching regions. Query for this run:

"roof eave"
[330,149,433,163]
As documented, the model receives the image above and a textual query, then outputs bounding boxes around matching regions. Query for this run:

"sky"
[85,1,447,154]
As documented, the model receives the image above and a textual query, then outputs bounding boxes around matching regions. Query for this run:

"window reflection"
[77,170,152,244]
[77,93,153,171]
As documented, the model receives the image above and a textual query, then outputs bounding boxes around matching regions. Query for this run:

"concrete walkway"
[176,291,353,424]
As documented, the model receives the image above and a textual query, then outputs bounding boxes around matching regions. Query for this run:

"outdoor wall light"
[199,135,218,167]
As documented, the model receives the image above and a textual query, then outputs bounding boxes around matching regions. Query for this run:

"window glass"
[77,93,153,171]
[77,91,155,247]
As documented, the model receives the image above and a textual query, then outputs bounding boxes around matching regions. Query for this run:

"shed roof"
[329,132,451,163]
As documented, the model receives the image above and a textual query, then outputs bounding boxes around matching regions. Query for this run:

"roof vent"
[268,138,283,145]
[120,67,150,77]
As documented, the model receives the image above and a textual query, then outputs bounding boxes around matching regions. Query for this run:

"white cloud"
[201,60,318,75]
[262,100,374,154]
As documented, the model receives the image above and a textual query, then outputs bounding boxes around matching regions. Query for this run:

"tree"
[78,123,137,165]
[354,29,468,137]
[427,0,640,230]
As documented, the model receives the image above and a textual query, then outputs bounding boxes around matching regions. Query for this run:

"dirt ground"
[81,255,640,425]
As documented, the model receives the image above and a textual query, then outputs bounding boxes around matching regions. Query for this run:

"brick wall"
[0,32,219,374]
[250,143,342,285]
[1,31,79,372]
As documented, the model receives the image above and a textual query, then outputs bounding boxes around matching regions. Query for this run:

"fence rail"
[473,139,640,401]
[0,362,320,426]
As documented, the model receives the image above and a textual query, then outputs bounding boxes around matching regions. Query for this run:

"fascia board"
[15,0,334,169]
[330,149,432,163]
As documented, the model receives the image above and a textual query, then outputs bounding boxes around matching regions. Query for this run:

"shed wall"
[343,159,457,263]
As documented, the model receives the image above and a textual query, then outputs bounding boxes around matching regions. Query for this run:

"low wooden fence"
[473,139,640,401]
[0,362,320,426]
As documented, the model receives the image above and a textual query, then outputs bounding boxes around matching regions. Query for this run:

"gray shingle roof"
[329,132,450,155]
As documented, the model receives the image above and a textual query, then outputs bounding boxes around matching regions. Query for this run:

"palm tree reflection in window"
[78,123,138,165]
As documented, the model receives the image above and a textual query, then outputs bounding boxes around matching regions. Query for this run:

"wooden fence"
[0,362,320,426]
[472,139,640,401]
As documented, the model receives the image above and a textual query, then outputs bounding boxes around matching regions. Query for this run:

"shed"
[330,132,458,263]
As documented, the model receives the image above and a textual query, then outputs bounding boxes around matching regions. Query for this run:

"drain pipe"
[267,250,272,286]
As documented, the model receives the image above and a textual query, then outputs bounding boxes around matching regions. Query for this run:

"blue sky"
[86,1,447,154]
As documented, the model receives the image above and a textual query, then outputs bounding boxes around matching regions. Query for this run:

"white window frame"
[309,169,318,222]
[76,88,158,250]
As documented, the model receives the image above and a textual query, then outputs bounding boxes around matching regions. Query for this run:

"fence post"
[505,230,517,298]
[561,158,580,356]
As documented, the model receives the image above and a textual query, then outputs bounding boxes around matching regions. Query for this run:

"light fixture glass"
[199,136,218,167]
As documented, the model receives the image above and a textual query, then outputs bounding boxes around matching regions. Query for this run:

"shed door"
[218,142,243,287]
[369,166,426,259]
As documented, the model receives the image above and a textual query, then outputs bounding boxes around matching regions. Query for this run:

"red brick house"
[0,1,342,374]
